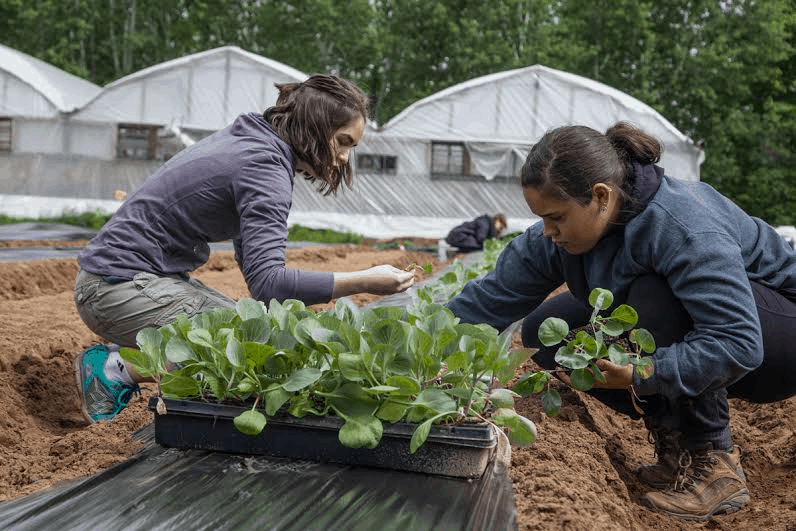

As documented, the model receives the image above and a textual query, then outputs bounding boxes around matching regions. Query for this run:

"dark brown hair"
[264,74,369,196]
[519,122,662,206]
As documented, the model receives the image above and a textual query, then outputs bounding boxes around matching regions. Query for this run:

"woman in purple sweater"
[74,75,414,424]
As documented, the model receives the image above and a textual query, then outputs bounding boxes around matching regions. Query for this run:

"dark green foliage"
[1,0,794,224]
[122,270,537,450]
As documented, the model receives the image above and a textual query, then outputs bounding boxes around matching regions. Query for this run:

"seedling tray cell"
[148,397,497,478]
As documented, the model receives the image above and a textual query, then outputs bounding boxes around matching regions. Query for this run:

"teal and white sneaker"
[74,344,140,423]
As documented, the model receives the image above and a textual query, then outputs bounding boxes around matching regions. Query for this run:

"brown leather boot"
[635,427,680,489]
[642,444,749,521]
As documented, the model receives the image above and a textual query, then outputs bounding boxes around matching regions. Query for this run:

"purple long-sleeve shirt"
[78,113,334,305]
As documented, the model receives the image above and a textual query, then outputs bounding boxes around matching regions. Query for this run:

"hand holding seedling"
[555,358,634,389]
[333,265,415,297]
[404,263,433,274]
[513,287,656,416]
[366,265,415,294]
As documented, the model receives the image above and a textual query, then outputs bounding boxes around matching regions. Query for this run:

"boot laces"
[115,384,142,409]
[647,428,678,461]
[672,449,717,492]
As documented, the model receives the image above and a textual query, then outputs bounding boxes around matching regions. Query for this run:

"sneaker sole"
[73,352,95,424]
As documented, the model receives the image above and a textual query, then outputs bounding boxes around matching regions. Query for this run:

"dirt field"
[0,242,794,530]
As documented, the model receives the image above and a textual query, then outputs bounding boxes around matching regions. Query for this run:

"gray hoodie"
[78,112,334,305]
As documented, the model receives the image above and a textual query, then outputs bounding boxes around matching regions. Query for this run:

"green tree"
[370,0,556,124]
[1,0,793,223]
[553,0,796,225]
[0,0,101,79]
[547,0,658,103]
[651,0,796,225]
[248,1,379,93]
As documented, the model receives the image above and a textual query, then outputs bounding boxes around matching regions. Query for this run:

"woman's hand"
[360,265,416,295]
[332,265,415,298]
[555,359,634,390]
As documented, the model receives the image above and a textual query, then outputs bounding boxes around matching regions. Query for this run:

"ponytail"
[605,122,662,201]
[605,122,662,165]
[274,82,302,106]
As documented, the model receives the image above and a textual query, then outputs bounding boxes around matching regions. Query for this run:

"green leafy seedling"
[405,262,433,274]
[234,408,267,436]
[123,236,541,454]
[515,288,656,416]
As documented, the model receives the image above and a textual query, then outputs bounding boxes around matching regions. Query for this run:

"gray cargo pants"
[74,268,237,348]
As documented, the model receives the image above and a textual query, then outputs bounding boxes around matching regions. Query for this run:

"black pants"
[520,275,796,451]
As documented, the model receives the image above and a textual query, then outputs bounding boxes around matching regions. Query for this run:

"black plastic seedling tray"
[148,397,497,478]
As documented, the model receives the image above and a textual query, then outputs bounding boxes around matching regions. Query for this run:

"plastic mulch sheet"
[0,425,516,531]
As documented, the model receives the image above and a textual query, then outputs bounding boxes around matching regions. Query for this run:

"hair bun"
[605,122,661,164]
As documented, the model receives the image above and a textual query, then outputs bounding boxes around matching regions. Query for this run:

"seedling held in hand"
[405,263,433,274]
[513,288,656,416]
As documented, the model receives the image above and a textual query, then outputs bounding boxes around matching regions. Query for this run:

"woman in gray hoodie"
[446,122,796,521]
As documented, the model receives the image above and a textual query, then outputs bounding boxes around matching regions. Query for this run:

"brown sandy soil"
[0,243,795,530]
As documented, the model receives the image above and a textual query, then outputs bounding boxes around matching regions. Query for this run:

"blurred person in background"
[444,213,508,252]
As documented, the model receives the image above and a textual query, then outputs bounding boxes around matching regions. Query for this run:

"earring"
[600,205,607,213]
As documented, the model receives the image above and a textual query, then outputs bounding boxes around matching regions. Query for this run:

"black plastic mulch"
[0,424,515,531]
[0,250,518,531]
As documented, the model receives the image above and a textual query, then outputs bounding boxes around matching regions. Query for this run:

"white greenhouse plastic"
[0,43,101,118]
[358,64,703,183]
[0,46,308,222]
[0,48,703,239]
[321,65,704,237]
[71,46,308,131]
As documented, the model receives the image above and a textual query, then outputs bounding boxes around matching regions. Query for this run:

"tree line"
[1,0,794,224]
